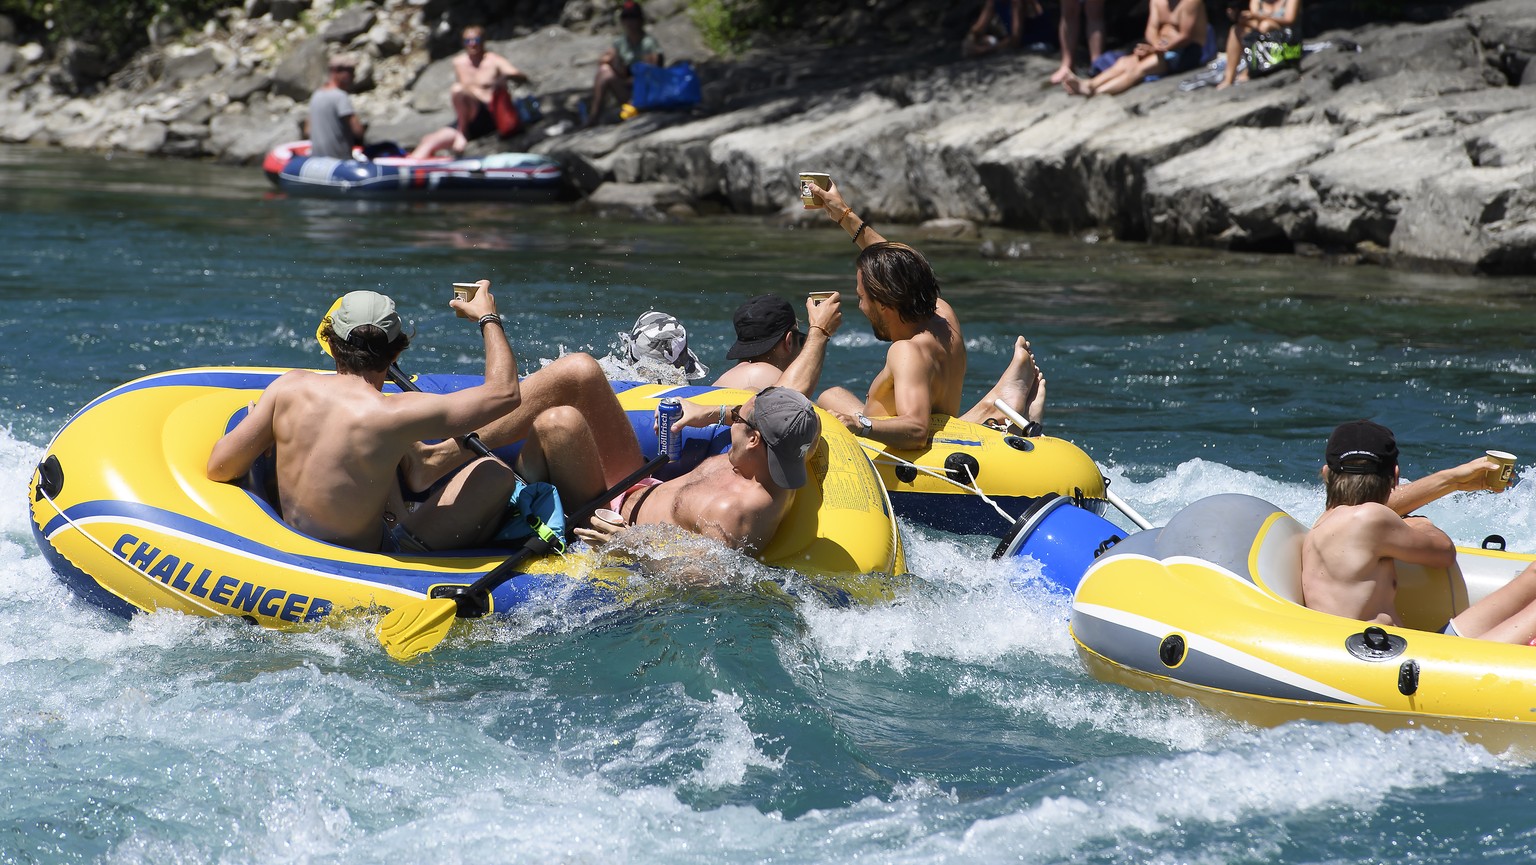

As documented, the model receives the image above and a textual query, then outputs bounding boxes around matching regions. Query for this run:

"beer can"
[656,398,683,461]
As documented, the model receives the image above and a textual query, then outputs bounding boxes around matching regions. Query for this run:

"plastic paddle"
[376,453,670,661]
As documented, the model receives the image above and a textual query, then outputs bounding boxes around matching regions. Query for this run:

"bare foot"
[1060,72,1091,97]
[449,132,468,156]
[1027,375,1046,427]
[960,336,1043,429]
[1050,65,1072,85]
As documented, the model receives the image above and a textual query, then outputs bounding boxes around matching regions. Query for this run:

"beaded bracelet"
[852,221,868,244]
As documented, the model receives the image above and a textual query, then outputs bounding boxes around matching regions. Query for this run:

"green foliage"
[0,0,230,64]
[686,0,841,56]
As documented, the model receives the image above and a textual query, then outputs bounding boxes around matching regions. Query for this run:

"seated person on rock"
[1060,0,1209,97]
[411,25,531,159]
[795,178,1048,448]
[587,0,662,126]
[712,293,842,395]
[207,285,522,553]
[1301,420,1536,643]
[1217,0,1301,89]
[963,0,1046,59]
[305,52,367,159]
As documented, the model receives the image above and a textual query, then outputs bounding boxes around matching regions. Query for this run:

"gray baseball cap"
[331,291,402,342]
[753,386,820,489]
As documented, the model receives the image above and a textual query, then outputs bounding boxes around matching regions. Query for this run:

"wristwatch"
[855,413,873,437]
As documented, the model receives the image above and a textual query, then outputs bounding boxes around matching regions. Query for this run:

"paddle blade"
[376,598,460,662]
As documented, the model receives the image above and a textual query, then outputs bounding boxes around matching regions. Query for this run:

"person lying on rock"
[410,25,531,159]
[781,178,1047,447]
[305,52,367,159]
[1060,0,1208,97]
[1301,420,1536,643]
[586,0,661,127]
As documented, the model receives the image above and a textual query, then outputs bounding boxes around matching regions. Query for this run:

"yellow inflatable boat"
[862,415,1108,537]
[1071,492,1536,753]
[28,368,904,629]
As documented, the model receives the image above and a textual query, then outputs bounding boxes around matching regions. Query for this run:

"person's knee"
[533,404,585,439]
[550,352,605,387]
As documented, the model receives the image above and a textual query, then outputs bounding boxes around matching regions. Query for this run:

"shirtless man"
[713,293,842,395]
[207,285,522,553]
[410,25,530,159]
[1059,0,1208,97]
[803,179,1046,450]
[513,387,820,556]
[1302,419,1536,643]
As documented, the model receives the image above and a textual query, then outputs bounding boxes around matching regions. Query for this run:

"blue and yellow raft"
[27,368,905,628]
[862,415,1108,537]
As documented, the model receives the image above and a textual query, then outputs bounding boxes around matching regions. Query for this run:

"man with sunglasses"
[306,52,367,159]
[504,387,820,556]
[410,25,530,159]
[1301,419,1536,643]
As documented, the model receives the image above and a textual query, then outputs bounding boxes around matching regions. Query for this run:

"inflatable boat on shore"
[28,368,903,630]
[1070,493,1536,753]
[862,416,1109,538]
[262,140,564,201]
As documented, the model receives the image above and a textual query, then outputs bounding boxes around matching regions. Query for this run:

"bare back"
[1301,502,1456,626]
[622,454,791,554]
[863,298,968,418]
[714,361,783,391]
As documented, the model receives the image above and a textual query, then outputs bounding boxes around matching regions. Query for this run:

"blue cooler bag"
[630,61,702,111]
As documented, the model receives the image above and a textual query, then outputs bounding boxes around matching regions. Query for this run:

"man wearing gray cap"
[208,282,523,553]
[518,385,822,556]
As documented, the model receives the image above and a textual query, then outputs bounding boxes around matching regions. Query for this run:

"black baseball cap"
[726,295,800,360]
[1326,420,1399,476]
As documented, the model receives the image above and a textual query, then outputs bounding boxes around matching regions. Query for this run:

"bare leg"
[409,127,458,160]
[1052,0,1083,83]
[397,456,520,550]
[1092,54,1164,97]
[816,386,868,416]
[1084,0,1106,62]
[1451,563,1536,644]
[514,405,609,507]
[411,353,645,491]
[961,336,1044,427]
[476,353,645,488]
[1217,24,1243,89]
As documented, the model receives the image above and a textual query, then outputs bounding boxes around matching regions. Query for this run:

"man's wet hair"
[856,242,941,324]
[1324,470,1394,510]
[322,322,411,374]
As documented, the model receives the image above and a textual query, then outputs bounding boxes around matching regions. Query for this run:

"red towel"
[490,85,519,138]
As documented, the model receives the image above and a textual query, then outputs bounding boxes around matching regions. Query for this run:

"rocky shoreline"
[2,0,1532,274]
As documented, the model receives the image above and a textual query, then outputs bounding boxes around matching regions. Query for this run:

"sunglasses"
[464,37,484,45]
[729,405,757,431]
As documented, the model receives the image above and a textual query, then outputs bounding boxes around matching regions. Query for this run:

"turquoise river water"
[4,145,1536,863]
